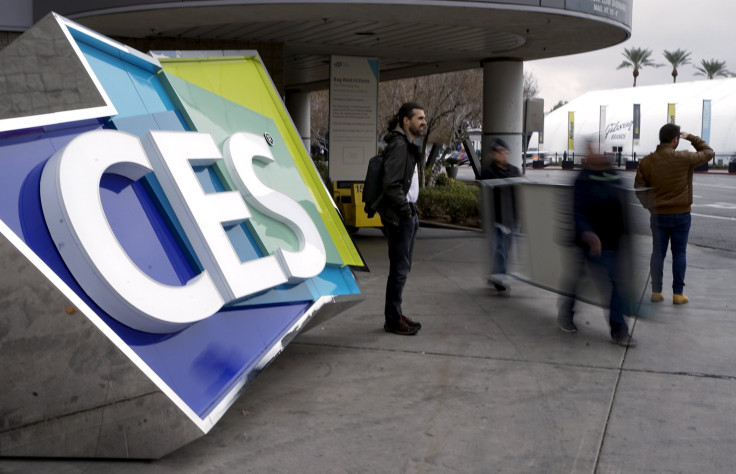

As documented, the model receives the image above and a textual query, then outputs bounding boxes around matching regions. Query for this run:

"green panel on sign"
[159,57,364,267]
[159,71,347,264]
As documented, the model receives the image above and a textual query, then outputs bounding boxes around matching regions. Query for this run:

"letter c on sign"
[40,130,224,333]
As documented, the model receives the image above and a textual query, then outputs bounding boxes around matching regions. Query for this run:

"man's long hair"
[387,102,423,133]
[659,123,680,143]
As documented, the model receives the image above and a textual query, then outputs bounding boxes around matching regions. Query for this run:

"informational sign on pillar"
[523,97,544,156]
[667,103,676,124]
[328,55,379,181]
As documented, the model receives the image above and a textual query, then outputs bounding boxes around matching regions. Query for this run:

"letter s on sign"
[40,130,224,334]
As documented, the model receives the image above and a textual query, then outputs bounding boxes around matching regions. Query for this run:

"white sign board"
[328,55,379,181]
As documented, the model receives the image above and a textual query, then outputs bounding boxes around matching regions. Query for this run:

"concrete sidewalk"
[3,226,736,473]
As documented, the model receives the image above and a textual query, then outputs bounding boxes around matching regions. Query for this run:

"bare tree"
[379,69,483,186]
[310,68,542,185]
[549,100,568,112]
[309,90,329,156]
[523,70,540,100]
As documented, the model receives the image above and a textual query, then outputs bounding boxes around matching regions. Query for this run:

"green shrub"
[418,179,479,225]
[434,172,451,187]
[314,160,330,188]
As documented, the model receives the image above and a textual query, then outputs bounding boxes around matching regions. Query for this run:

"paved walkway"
[2,226,736,473]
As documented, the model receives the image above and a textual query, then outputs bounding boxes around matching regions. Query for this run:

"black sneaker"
[384,318,419,336]
[611,332,638,347]
[557,313,578,333]
[488,276,509,292]
[400,315,422,330]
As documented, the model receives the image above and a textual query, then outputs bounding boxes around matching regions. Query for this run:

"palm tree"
[617,47,662,87]
[663,49,691,83]
[694,59,734,79]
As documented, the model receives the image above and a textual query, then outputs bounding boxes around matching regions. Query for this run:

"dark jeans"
[384,212,419,322]
[589,249,628,337]
[650,213,691,294]
[560,248,629,337]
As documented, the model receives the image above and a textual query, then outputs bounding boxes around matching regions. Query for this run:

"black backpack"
[362,153,384,218]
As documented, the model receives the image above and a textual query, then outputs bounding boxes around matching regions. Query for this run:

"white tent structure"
[532,77,736,163]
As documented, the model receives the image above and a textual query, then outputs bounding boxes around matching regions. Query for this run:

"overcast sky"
[525,0,736,111]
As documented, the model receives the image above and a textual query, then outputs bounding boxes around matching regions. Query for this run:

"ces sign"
[41,129,327,334]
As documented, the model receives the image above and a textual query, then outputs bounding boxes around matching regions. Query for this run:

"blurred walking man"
[378,102,426,335]
[560,137,637,346]
[634,124,714,305]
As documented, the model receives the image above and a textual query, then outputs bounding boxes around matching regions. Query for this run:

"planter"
[729,162,736,174]
[561,160,574,170]
[445,165,458,179]
[694,162,708,172]
[532,160,545,169]
[625,160,639,170]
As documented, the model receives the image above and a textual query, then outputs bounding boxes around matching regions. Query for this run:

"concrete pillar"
[482,59,524,170]
[285,90,311,154]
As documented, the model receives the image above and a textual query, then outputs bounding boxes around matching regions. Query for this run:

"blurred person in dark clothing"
[481,139,521,292]
[558,137,637,347]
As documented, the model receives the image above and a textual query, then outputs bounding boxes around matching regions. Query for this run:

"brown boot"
[673,294,689,305]
[384,318,419,335]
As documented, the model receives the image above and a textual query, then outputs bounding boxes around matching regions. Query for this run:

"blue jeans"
[650,213,691,294]
[492,226,513,275]
[384,212,419,322]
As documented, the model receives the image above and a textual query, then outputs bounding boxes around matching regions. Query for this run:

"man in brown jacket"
[634,123,714,305]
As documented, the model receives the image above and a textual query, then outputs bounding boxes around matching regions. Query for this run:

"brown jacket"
[634,134,714,214]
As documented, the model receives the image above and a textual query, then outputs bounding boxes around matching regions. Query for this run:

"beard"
[409,124,425,137]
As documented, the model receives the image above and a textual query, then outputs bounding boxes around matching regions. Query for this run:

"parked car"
[524,151,549,168]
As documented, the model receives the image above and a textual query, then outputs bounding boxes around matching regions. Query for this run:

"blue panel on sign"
[121,300,312,417]
[141,174,203,273]
[78,42,173,119]
[153,110,187,131]
[0,123,103,236]
[110,112,204,272]
[123,60,176,115]
[110,110,187,137]
[78,43,147,118]
[310,265,361,295]
[100,173,199,285]
[225,223,263,262]
[109,114,160,137]
[193,165,226,193]
[226,280,315,308]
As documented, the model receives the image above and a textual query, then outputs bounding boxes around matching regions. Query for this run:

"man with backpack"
[377,102,426,335]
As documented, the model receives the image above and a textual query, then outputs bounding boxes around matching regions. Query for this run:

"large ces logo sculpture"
[0,13,363,458]
[43,130,327,333]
